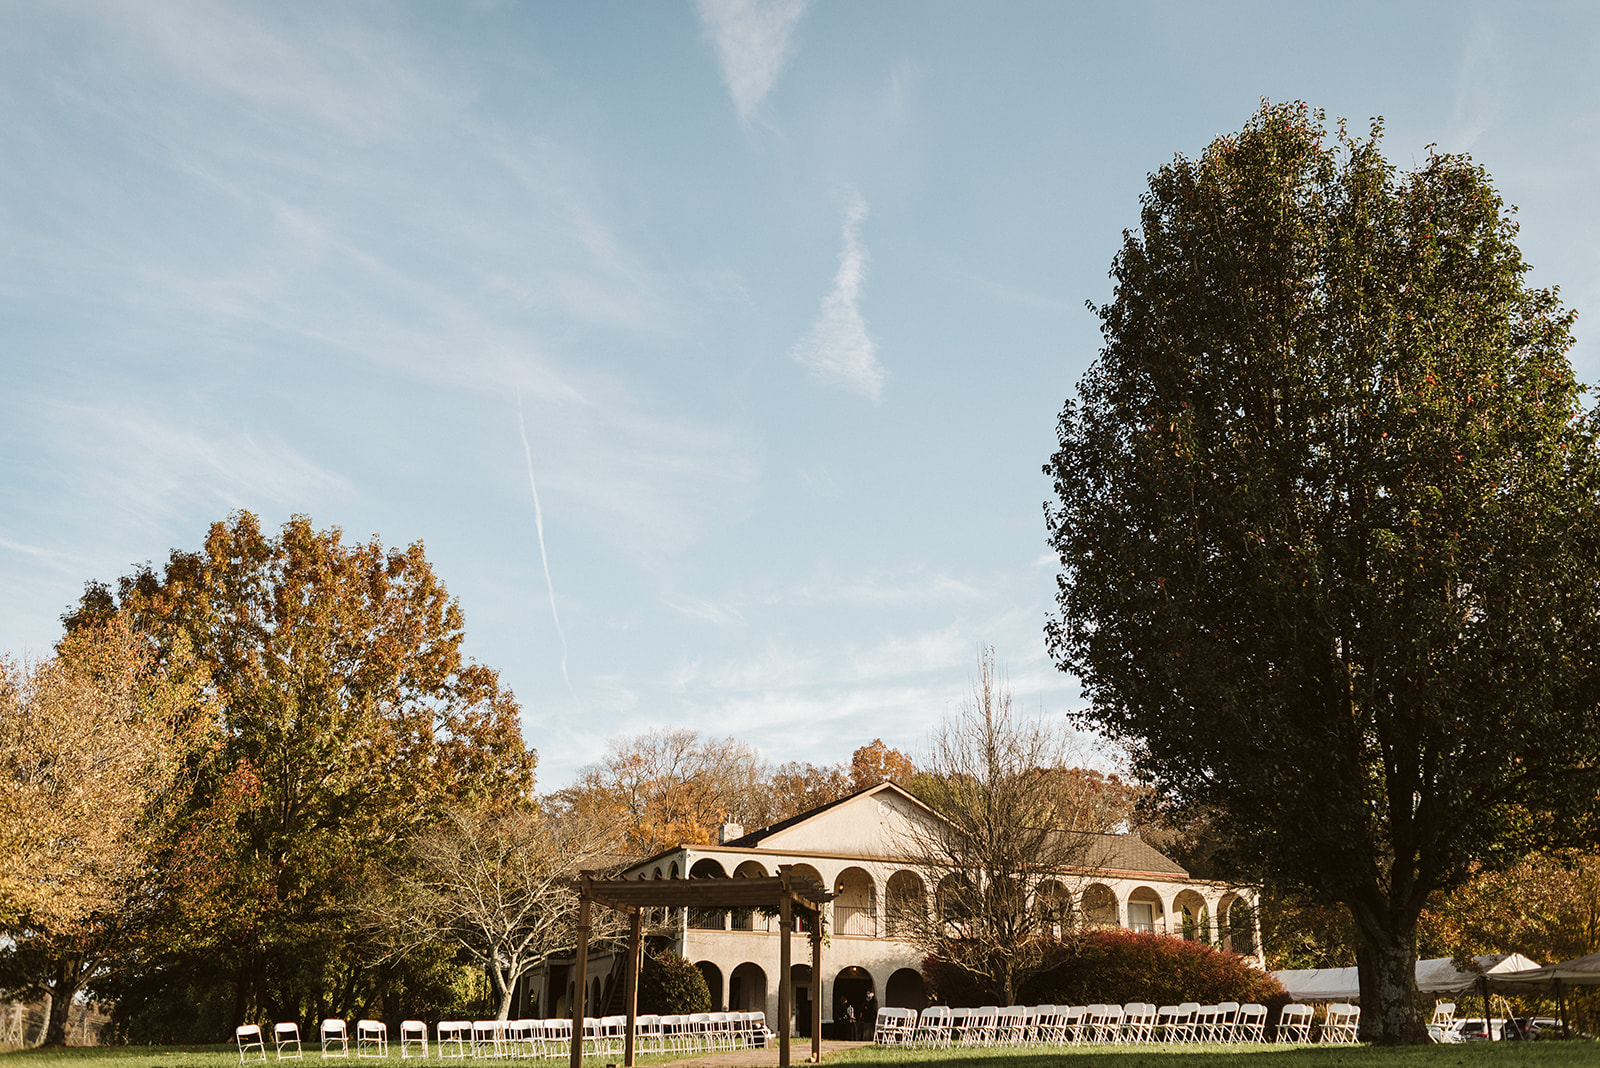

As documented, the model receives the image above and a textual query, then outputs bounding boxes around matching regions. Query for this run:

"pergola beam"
[570,865,832,1068]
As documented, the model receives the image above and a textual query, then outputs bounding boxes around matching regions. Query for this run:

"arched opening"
[790,964,813,1037]
[689,858,728,930]
[590,976,601,1015]
[885,968,925,1012]
[1220,894,1255,955]
[936,874,976,927]
[695,961,725,1011]
[1174,889,1210,942]
[728,962,767,1012]
[1126,886,1165,935]
[790,864,823,932]
[669,862,679,878]
[885,871,924,937]
[833,867,876,936]
[832,966,875,1040]
[1081,883,1118,927]
[1034,879,1072,937]
[732,861,768,930]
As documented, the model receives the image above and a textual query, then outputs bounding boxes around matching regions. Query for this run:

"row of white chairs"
[237,1020,394,1063]
[875,1001,1357,1046]
[240,1013,775,1062]
[438,1013,771,1059]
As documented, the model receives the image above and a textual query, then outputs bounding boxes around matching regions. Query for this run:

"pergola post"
[623,908,641,1067]
[571,875,592,1068]
[778,879,793,1068]
[809,920,822,1062]
[572,864,830,1068]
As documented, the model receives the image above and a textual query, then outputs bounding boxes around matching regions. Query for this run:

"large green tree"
[66,511,537,1039]
[1044,102,1600,1043]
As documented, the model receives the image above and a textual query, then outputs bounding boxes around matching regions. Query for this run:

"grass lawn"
[0,1048,687,1068]
[832,1041,1599,1068]
[3,1042,1597,1068]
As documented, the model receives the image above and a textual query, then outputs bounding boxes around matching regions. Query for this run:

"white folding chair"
[239,1024,267,1063]
[503,1019,536,1059]
[355,1020,387,1059]
[1024,1004,1062,1048]
[1212,1001,1240,1042]
[540,1018,573,1058]
[992,1006,1027,1045]
[633,1014,662,1053]
[1095,1004,1126,1044]
[1173,1002,1201,1042]
[436,1021,470,1058]
[274,1023,303,1061]
[320,1020,350,1059]
[1276,1003,1313,1043]
[967,1006,1000,1045]
[398,1021,428,1059]
[1235,1003,1267,1042]
[748,1010,776,1049]
[470,1020,499,1058]
[1056,1006,1086,1045]
[1122,1003,1156,1043]
[913,1006,953,1048]
[1324,1004,1360,1044]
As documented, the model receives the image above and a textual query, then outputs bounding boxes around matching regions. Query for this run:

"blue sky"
[4,2,1599,789]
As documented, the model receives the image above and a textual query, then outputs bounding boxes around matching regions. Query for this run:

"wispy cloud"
[28,401,347,538]
[665,597,746,626]
[694,0,809,122]
[791,192,885,402]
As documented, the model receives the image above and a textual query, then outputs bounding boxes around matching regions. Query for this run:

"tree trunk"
[43,956,79,1047]
[493,963,514,1021]
[1352,914,1428,1044]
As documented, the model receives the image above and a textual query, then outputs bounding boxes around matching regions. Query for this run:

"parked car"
[1449,1018,1504,1042]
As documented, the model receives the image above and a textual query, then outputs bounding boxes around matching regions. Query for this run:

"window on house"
[1128,902,1155,934]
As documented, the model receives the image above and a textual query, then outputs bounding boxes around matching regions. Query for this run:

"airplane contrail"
[515,388,576,700]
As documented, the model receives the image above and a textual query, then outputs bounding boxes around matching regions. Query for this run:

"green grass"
[0,1048,686,1068]
[4,1042,1597,1068]
[830,1041,1600,1068]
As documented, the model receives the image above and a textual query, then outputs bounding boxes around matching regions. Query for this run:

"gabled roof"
[721,780,929,848]
[715,780,1188,880]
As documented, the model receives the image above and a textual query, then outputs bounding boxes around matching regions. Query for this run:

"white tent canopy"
[1488,948,1600,990]
[1271,954,1542,1002]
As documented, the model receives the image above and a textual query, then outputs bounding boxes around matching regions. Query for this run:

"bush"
[637,950,711,1015]
[924,931,1286,1013]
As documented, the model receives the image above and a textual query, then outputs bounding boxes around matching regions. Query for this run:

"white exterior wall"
[619,785,1263,1034]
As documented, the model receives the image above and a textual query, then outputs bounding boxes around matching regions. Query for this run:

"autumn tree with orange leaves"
[0,618,210,1045]
[61,512,537,1042]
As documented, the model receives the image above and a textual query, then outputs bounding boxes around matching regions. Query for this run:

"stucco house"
[533,780,1260,1033]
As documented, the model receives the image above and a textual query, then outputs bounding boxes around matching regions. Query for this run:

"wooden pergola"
[570,864,833,1068]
